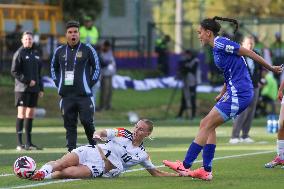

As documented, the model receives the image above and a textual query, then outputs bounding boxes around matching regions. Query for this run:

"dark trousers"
[60,96,95,152]
[231,88,259,138]
[100,75,113,110]
[177,86,196,119]
[157,53,169,76]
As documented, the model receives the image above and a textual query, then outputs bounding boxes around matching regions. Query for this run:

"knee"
[17,109,25,119]
[52,161,68,171]
[60,169,74,178]
[200,118,208,129]
[25,108,35,118]
[199,117,215,132]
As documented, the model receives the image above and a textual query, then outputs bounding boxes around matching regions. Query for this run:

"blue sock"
[202,144,216,172]
[183,142,203,169]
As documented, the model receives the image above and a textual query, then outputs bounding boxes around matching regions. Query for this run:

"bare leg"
[195,107,224,146]
[206,130,216,144]
[52,165,92,179]
[25,107,35,118]
[265,103,284,168]
[278,104,284,140]
[48,152,80,172]
[277,104,284,159]
[17,106,26,119]
[183,107,224,169]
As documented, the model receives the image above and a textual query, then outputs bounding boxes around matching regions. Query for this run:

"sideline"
[0,150,275,189]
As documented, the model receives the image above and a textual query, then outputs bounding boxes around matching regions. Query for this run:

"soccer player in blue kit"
[163,17,283,181]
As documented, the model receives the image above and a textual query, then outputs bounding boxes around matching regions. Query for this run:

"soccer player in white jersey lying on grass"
[31,119,178,180]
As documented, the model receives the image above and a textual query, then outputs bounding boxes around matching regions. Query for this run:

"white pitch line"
[0,174,13,177]
[0,150,275,189]
[124,150,275,172]
[0,179,80,189]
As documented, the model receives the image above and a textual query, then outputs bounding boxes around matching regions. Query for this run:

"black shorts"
[15,92,39,107]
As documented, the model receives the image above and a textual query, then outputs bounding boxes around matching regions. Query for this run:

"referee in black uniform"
[50,21,100,152]
[11,31,44,150]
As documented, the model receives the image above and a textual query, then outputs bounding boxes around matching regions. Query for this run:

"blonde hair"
[242,35,255,43]
[141,119,154,133]
[22,31,33,38]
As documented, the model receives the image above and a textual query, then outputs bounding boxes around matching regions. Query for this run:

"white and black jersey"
[98,128,155,177]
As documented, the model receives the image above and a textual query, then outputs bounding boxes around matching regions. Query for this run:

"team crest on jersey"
[116,128,133,140]
[77,51,82,58]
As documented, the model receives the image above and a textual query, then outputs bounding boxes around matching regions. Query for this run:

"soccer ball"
[13,156,36,179]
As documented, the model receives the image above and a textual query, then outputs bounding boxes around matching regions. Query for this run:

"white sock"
[277,140,284,160]
[45,173,52,179]
[39,164,53,177]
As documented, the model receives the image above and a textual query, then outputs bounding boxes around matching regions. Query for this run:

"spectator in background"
[6,24,23,55]
[155,35,171,76]
[79,16,99,47]
[176,49,199,120]
[229,36,263,144]
[99,40,116,111]
[259,70,278,116]
[270,32,284,84]
[79,15,100,112]
[11,31,44,151]
[253,34,264,56]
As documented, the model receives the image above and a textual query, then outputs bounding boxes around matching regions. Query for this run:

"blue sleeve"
[50,45,63,87]
[215,37,240,55]
[86,44,100,86]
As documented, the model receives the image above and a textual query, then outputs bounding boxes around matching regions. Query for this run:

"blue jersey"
[213,36,254,121]
[213,36,253,94]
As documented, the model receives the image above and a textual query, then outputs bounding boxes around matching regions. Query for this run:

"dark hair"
[66,20,80,30]
[200,16,238,36]
[103,40,111,47]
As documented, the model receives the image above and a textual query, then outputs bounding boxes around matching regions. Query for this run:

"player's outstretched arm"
[215,83,226,102]
[238,47,282,74]
[146,168,179,177]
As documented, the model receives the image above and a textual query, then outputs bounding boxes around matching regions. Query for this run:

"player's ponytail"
[200,16,239,36]
[213,16,239,34]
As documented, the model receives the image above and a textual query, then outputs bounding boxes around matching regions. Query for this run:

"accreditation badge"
[77,51,82,58]
[64,71,74,85]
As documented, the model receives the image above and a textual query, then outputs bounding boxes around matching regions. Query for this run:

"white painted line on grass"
[0,179,80,189]
[1,150,275,188]
[0,174,13,177]
[124,150,275,172]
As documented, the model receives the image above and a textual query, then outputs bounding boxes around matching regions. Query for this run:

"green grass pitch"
[0,118,283,189]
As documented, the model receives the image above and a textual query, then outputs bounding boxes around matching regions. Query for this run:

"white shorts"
[72,145,105,178]
[281,97,284,104]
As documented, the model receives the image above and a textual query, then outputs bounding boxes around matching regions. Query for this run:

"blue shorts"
[215,90,254,122]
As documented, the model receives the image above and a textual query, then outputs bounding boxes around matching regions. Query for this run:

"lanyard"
[65,42,81,71]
